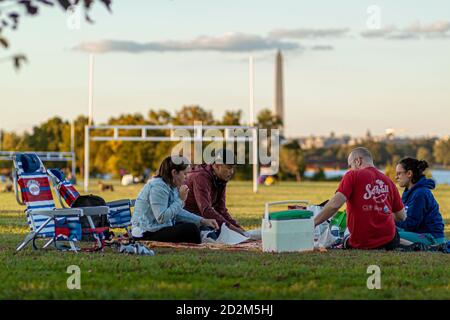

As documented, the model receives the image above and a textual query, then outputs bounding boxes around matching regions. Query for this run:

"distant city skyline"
[1,0,449,138]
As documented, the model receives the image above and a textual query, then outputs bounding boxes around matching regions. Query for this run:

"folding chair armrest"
[78,206,109,216]
[28,208,83,217]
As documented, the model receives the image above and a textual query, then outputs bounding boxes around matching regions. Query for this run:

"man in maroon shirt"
[314,147,406,250]
[184,149,246,235]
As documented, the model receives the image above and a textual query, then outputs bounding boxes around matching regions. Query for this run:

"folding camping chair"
[13,153,108,252]
[47,168,135,242]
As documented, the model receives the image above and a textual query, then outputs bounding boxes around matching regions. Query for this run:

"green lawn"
[0,181,449,299]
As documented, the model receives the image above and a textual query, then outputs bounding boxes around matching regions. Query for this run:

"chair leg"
[16,232,36,252]
[69,241,78,252]
[43,238,54,249]
[86,216,104,249]
[16,217,53,252]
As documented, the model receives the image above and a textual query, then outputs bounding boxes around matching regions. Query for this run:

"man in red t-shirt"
[314,147,406,250]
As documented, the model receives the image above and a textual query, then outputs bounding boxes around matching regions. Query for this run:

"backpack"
[71,194,109,230]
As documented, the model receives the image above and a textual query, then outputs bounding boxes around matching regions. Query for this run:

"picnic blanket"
[139,240,329,253]
[140,240,263,252]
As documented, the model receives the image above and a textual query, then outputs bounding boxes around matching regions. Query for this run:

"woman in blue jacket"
[131,155,219,243]
[395,158,446,247]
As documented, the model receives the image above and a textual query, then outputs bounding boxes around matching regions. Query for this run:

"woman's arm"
[149,184,183,224]
[395,194,426,231]
[176,208,202,225]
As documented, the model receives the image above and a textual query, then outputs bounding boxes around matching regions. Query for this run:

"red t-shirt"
[337,167,404,249]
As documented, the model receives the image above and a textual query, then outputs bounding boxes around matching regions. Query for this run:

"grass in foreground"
[0,181,449,299]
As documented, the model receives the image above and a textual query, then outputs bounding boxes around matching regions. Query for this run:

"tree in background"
[434,137,450,168]
[173,105,215,125]
[94,113,154,176]
[416,146,432,163]
[1,106,448,180]
[256,108,282,130]
[148,109,172,125]
[279,140,305,181]
[24,117,69,151]
[219,110,242,126]
[384,162,396,182]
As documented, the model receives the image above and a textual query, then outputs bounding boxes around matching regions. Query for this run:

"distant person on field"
[131,155,219,243]
[395,157,446,247]
[184,149,247,236]
[314,147,406,250]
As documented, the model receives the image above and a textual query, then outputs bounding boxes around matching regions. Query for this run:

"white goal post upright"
[84,125,259,193]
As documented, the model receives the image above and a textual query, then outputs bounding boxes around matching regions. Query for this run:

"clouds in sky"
[74,20,450,54]
[360,21,450,39]
[74,32,300,54]
[268,28,350,39]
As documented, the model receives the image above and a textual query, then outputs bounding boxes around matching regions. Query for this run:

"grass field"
[0,181,449,299]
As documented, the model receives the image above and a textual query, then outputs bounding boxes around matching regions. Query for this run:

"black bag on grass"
[72,194,109,230]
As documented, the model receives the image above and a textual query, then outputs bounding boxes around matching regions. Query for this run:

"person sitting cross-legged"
[314,147,407,250]
[131,155,219,244]
[184,149,247,236]
[395,157,446,249]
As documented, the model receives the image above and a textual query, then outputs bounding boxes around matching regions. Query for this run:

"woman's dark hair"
[155,155,190,186]
[398,157,429,184]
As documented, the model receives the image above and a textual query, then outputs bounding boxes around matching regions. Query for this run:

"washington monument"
[274,50,284,133]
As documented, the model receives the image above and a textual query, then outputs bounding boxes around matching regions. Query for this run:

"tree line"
[1,105,449,181]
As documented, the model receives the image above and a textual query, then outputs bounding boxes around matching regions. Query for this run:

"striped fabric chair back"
[14,153,56,237]
[14,153,80,240]
[107,199,132,228]
[47,169,80,207]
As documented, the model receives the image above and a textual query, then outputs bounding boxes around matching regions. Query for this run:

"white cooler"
[262,200,315,253]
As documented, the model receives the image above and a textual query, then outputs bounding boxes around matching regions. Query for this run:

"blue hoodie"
[396,177,445,239]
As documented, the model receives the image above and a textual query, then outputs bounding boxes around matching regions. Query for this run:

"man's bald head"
[348,147,374,170]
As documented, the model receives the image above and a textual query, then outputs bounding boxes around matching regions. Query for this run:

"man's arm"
[314,192,347,227]
[190,177,229,226]
[215,186,242,229]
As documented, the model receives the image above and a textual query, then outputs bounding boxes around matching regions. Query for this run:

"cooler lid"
[269,209,313,221]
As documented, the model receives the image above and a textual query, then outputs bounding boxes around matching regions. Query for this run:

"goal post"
[84,124,259,193]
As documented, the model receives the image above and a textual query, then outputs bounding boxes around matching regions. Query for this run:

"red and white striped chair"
[13,153,108,251]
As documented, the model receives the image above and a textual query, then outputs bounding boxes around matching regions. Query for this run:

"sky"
[1,0,449,138]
